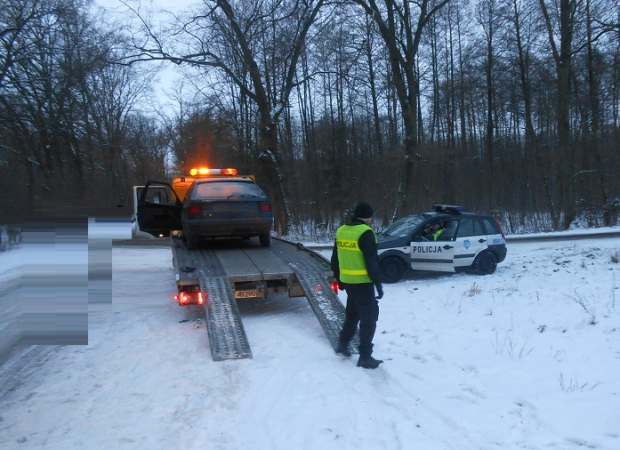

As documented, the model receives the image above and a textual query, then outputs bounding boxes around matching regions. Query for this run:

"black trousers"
[339,282,379,358]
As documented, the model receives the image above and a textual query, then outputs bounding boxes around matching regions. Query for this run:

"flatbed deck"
[168,237,357,361]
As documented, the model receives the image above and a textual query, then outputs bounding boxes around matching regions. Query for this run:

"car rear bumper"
[489,244,507,262]
[185,217,272,238]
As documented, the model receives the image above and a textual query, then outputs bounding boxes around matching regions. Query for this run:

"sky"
[92,0,196,109]
[0,229,619,449]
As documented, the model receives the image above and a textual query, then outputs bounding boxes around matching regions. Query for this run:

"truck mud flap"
[199,275,252,361]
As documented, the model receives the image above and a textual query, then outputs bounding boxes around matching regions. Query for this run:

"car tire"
[473,251,497,275]
[380,256,406,283]
[185,232,197,250]
[259,233,271,247]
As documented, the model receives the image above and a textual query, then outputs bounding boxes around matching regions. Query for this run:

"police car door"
[452,217,487,270]
[409,219,457,272]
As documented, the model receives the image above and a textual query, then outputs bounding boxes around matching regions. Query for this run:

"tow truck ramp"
[199,275,252,361]
[171,238,356,361]
[283,246,358,353]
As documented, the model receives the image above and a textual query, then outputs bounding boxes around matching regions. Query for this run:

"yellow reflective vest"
[336,224,377,284]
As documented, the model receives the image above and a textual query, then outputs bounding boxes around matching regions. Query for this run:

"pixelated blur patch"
[8,201,132,347]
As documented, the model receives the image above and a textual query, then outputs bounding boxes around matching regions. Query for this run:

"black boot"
[357,355,383,369]
[335,342,352,357]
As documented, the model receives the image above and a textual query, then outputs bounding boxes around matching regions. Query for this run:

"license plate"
[236,289,258,298]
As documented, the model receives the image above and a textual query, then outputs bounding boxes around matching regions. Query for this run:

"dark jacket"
[331,218,382,286]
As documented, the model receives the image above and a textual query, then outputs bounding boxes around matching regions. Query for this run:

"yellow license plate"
[236,289,258,298]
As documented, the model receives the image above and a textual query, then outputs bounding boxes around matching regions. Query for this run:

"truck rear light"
[259,202,272,212]
[187,204,202,215]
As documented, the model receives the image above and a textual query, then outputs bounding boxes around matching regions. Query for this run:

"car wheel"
[185,231,197,250]
[259,233,271,247]
[380,256,406,283]
[473,251,497,275]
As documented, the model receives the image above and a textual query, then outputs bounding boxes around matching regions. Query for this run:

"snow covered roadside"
[0,235,619,449]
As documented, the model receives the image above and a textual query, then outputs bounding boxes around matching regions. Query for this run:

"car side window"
[456,217,475,237]
[437,219,458,241]
[481,217,500,235]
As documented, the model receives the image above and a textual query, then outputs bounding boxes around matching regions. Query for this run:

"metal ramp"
[282,245,359,354]
[199,275,252,361]
[171,239,252,361]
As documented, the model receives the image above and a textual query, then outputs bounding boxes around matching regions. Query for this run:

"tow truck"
[133,168,353,361]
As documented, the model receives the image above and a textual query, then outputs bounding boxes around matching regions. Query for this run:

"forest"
[1,0,619,237]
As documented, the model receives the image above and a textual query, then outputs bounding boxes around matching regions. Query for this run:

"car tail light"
[259,201,272,212]
[198,292,204,305]
[187,204,202,215]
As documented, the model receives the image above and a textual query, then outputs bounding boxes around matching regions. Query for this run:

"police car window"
[437,220,458,241]
[481,217,500,235]
[381,215,426,238]
[474,218,485,235]
[457,218,475,237]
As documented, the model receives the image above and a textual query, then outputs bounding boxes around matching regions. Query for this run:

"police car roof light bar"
[433,204,467,214]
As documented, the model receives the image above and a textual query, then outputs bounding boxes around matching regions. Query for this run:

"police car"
[377,205,507,283]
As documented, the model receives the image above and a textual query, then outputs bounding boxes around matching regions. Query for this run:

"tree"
[539,0,580,229]
[349,0,451,216]
[123,0,327,234]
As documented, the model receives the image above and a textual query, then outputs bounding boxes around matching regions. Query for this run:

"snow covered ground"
[0,231,619,449]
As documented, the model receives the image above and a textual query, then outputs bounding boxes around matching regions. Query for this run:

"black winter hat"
[354,202,374,219]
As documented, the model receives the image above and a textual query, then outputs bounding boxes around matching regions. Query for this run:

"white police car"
[377,205,507,283]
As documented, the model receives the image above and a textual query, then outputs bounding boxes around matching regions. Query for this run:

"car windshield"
[194,181,265,199]
[380,215,426,238]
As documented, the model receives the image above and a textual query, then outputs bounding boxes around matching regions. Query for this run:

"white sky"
[1,229,619,449]
[93,0,197,110]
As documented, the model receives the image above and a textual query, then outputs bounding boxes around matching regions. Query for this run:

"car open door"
[134,181,182,237]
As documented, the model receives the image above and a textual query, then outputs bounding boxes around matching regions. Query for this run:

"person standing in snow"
[331,201,384,369]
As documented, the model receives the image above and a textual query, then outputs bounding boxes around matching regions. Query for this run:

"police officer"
[331,201,384,369]
[424,222,444,241]
[431,222,444,241]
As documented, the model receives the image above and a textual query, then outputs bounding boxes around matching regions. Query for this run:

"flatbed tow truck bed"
[170,236,356,361]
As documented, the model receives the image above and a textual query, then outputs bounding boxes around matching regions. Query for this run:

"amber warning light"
[189,167,238,176]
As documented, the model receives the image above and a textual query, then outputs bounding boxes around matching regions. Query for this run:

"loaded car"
[134,168,273,248]
[377,205,507,283]
[182,177,273,249]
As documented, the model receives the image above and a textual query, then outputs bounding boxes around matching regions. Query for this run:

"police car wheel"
[473,251,497,275]
[380,256,406,283]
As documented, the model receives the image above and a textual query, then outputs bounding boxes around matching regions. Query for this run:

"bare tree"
[539,0,580,229]
[123,0,327,234]
[349,0,451,216]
